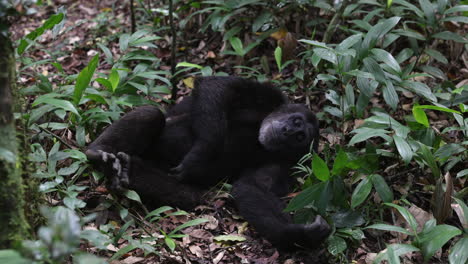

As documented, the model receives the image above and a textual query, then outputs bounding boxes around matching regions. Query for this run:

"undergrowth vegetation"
[1,0,467,263]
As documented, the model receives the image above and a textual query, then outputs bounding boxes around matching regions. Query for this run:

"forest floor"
[9,0,466,263]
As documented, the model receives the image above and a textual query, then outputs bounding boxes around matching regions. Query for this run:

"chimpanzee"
[86,76,331,249]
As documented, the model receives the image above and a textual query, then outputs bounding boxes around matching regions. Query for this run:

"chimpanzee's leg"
[232,165,331,249]
[86,106,165,190]
[127,156,205,210]
[87,105,165,155]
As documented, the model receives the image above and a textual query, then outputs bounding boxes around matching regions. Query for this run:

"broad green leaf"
[366,223,412,235]
[332,210,365,228]
[135,71,172,86]
[449,237,468,264]
[109,69,120,92]
[344,83,355,106]
[274,46,282,71]
[412,106,429,127]
[336,34,362,51]
[97,43,113,64]
[74,54,99,105]
[223,26,242,41]
[170,218,209,235]
[370,174,394,202]
[124,190,142,203]
[327,236,347,256]
[387,244,401,264]
[130,35,160,47]
[419,0,436,25]
[384,203,418,234]
[214,235,246,242]
[17,13,64,54]
[229,37,244,56]
[95,78,112,91]
[362,17,401,51]
[165,237,176,252]
[129,29,150,43]
[76,126,85,147]
[445,5,468,14]
[252,11,272,32]
[109,244,137,261]
[145,206,174,219]
[374,244,420,264]
[352,19,372,30]
[402,81,437,102]
[436,0,448,13]
[113,219,134,244]
[393,29,426,40]
[313,48,337,64]
[119,33,131,52]
[33,97,80,116]
[312,153,330,181]
[285,182,325,212]
[393,0,424,17]
[357,77,378,97]
[0,250,29,264]
[128,81,148,94]
[420,65,446,80]
[366,112,410,138]
[349,128,391,145]
[176,61,203,69]
[317,181,331,215]
[316,74,338,82]
[383,80,399,110]
[413,105,460,114]
[434,143,466,160]
[419,225,461,262]
[351,176,372,208]
[453,197,468,228]
[344,70,375,79]
[331,149,349,176]
[424,49,448,64]
[80,230,111,250]
[442,16,468,24]
[418,144,440,178]
[432,31,468,43]
[371,48,401,74]
[393,135,413,164]
[457,169,468,178]
[299,39,329,49]
[363,57,386,83]
[0,147,16,164]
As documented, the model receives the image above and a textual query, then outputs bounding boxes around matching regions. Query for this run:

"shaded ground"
[10,0,467,263]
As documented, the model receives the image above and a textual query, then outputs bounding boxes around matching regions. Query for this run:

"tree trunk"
[0,31,29,249]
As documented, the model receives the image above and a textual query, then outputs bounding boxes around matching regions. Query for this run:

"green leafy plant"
[286,148,386,257]
[368,203,463,263]
[144,206,208,252]
[0,207,108,264]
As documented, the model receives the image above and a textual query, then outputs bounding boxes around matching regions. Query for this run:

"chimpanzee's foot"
[303,215,332,248]
[86,149,131,191]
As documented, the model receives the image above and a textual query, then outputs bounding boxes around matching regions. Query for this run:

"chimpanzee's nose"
[281,125,292,136]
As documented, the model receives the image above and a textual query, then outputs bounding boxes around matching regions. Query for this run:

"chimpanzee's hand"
[86,149,131,191]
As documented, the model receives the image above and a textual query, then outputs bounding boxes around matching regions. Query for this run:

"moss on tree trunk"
[0,32,29,249]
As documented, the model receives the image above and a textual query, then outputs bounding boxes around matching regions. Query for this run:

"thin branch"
[130,0,136,33]
[169,0,178,102]
[38,126,75,149]
[322,0,351,43]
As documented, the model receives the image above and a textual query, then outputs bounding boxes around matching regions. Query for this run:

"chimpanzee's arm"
[232,165,331,249]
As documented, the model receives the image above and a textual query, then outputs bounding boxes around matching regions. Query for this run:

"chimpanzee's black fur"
[86,76,330,249]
